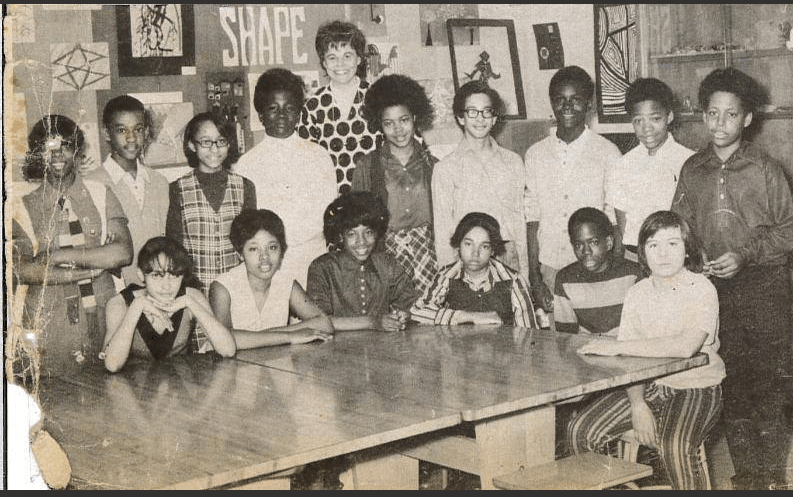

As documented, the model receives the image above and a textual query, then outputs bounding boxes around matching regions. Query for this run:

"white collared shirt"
[524,127,622,270]
[102,155,148,210]
[606,136,695,246]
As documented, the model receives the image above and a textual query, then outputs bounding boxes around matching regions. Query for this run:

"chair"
[617,429,711,490]
[491,452,652,490]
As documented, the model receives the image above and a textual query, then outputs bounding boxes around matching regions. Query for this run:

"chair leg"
[618,431,711,490]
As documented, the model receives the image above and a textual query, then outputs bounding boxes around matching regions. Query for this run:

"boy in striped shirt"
[553,207,644,335]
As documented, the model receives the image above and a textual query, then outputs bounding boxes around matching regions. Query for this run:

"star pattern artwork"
[50,42,111,92]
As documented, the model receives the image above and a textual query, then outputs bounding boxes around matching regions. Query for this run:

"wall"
[4,3,631,189]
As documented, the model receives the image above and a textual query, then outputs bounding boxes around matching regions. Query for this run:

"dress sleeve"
[511,273,537,328]
[165,181,183,246]
[306,258,334,315]
[242,177,257,211]
[409,271,455,325]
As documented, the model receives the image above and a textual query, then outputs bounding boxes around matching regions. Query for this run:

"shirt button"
[720,178,725,184]
[563,194,569,200]
[360,286,365,291]
[362,309,367,314]
[719,193,725,200]
[721,164,726,169]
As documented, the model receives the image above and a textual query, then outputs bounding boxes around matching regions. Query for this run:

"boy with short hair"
[234,68,336,289]
[606,78,695,261]
[553,207,644,336]
[84,95,169,287]
[524,66,622,321]
[671,67,793,491]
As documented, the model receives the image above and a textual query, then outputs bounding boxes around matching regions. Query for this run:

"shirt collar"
[553,126,592,150]
[637,134,678,158]
[689,140,763,169]
[459,261,496,291]
[336,249,377,273]
[103,155,147,184]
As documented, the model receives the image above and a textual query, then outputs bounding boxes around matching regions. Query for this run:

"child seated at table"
[553,207,644,335]
[410,212,537,328]
[101,236,236,372]
[306,191,418,332]
[568,210,724,490]
[209,209,334,349]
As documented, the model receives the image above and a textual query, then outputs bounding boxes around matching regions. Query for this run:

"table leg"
[473,405,556,490]
[339,446,419,490]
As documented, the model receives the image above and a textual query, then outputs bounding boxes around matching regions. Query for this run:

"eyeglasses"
[463,107,496,119]
[194,138,230,149]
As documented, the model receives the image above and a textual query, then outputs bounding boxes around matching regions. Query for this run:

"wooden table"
[235,325,707,490]
[38,325,706,490]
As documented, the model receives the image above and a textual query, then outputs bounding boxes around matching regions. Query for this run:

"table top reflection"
[236,325,707,422]
[39,325,706,490]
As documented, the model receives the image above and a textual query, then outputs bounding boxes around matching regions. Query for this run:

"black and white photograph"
[3,3,793,491]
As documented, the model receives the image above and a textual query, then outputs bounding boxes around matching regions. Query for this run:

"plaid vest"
[176,171,244,292]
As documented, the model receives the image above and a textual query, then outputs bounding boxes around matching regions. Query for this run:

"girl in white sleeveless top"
[210,209,334,349]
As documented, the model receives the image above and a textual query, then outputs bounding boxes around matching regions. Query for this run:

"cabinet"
[638,4,793,172]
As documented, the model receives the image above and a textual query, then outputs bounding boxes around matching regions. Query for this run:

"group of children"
[10,18,792,492]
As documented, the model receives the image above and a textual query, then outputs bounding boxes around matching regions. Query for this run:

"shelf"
[675,110,793,122]
[651,47,793,63]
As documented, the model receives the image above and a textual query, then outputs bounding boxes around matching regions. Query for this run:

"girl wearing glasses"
[166,112,256,352]
[431,81,529,281]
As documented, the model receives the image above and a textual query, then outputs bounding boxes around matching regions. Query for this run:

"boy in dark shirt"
[671,67,793,491]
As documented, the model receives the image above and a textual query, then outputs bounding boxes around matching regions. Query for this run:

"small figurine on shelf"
[682,95,693,114]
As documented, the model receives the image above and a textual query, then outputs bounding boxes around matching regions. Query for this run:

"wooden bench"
[492,452,653,490]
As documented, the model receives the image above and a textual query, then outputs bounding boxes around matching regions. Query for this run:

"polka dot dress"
[298,79,380,196]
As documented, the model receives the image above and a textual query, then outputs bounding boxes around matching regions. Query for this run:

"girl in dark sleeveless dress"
[101,236,236,372]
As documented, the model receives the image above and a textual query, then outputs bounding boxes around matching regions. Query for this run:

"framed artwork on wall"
[593,4,641,123]
[447,18,526,120]
[116,4,195,77]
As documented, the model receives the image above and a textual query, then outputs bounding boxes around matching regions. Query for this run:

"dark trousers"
[712,264,793,489]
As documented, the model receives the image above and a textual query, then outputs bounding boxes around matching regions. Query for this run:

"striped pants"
[566,382,722,490]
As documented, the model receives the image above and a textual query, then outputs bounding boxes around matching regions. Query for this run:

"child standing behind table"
[306,191,418,332]
[553,207,644,336]
[411,212,537,328]
[166,112,256,352]
[671,67,793,491]
[432,81,528,279]
[297,20,380,196]
[352,73,439,295]
[233,68,336,289]
[83,95,170,287]
[606,78,695,261]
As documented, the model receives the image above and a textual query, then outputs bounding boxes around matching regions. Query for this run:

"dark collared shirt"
[671,141,793,267]
[306,249,418,317]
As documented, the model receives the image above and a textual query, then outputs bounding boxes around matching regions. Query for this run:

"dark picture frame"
[593,4,640,123]
[447,18,526,120]
[116,4,195,77]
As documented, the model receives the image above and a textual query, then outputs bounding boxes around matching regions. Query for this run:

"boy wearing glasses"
[523,66,622,328]
[432,80,529,279]
[84,95,169,287]
[234,68,336,289]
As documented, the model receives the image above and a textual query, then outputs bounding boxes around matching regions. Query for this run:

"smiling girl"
[307,191,418,332]
[352,74,439,295]
[166,112,256,352]
[209,210,333,349]
[568,210,724,490]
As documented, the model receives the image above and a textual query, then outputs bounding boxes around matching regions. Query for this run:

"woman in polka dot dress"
[298,20,380,196]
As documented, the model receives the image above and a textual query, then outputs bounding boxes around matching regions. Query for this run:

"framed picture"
[593,4,641,123]
[116,5,195,77]
[447,18,526,120]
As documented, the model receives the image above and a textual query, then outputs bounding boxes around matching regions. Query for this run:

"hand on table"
[577,338,621,356]
[378,311,408,332]
[289,329,334,345]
